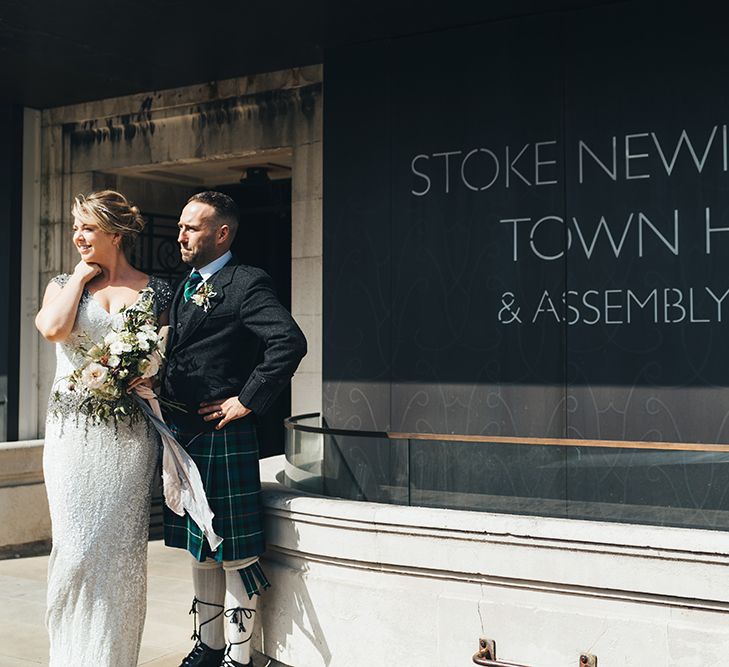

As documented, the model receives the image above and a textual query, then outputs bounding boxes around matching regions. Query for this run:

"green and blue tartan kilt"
[163,418,266,564]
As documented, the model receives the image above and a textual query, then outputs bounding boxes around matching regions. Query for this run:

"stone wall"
[258,454,729,667]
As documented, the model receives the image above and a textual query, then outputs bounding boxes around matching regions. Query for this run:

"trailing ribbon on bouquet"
[134,388,223,552]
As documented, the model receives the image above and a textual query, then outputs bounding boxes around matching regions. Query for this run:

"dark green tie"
[183,270,203,302]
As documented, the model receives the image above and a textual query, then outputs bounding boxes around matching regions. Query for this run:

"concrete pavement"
[0,539,272,666]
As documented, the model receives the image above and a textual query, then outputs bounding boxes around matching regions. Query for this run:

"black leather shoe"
[179,641,226,667]
[221,649,251,667]
[221,658,251,667]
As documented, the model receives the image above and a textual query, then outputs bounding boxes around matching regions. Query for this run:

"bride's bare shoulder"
[130,269,151,290]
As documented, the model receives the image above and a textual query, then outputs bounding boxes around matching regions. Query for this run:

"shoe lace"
[180,641,209,666]
[221,645,251,667]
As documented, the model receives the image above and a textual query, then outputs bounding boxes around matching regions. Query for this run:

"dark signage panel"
[561,6,729,444]
[323,3,729,527]
[390,15,565,438]
[324,43,393,432]
[560,5,729,523]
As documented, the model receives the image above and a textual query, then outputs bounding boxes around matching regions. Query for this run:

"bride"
[35,190,172,666]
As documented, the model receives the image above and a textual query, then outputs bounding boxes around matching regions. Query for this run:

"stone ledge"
[260,455,729,606]
[261,455,729,558]
[0,439,44,487]
[257,454,729,667]
[0,440,51,549]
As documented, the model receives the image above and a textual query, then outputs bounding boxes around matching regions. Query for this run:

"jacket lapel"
[168,278,186,327]
[171,262,237,351]
[167,276,186,351]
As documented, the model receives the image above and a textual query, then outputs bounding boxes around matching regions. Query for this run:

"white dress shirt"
[193,250,232,284]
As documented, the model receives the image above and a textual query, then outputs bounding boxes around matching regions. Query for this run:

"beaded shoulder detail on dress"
[50,273,171,312]
[148,276,173,315]
[51,273,70,287]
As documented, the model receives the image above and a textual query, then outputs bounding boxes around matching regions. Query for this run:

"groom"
[162,191,307,667]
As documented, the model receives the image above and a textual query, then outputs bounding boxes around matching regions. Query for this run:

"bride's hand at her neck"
[36,260,103,343]
[72,259,102,284]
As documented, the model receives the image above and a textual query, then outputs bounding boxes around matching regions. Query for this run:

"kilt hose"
[163,417,270,595]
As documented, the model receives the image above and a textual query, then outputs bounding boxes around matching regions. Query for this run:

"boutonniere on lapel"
[190,282,218,312]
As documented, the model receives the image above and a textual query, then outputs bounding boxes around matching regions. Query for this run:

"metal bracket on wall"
[472,637,598,667]
[472,638,530,667]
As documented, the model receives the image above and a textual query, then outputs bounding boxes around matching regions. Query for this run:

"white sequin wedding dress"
[43,274,172,666]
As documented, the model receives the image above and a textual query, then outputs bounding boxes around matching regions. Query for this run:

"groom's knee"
[221,556,259,572]
[191,555,223,570]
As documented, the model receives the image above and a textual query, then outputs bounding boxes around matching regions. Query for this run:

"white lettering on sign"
[498,287,729,326]
[500,209,685,262]
[408,121,729,329]
[411,125,729,192]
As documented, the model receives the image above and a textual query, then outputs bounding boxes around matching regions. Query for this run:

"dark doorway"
[216,172,293,460]
[131,171,293,459]
[0,106,23,442]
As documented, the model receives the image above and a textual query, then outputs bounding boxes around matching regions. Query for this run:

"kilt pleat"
[163,419,266,562]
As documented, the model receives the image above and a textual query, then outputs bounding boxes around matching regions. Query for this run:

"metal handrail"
[284,413,729,453]
[471,638,531,666]
[470,638,596,667]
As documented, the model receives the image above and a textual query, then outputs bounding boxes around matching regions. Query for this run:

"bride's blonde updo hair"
[72,190,145,252]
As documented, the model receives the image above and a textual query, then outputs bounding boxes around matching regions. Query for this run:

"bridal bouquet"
[62,288,166,423]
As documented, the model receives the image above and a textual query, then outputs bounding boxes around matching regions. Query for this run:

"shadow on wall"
[259,487,332,667]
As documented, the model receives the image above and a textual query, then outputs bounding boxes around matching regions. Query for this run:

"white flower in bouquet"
[109,338,133,356]
[80,362,109,390]
[140,323,157,336]
[107,354,121,367]
[136,331,151,351]
[104,331,120,345]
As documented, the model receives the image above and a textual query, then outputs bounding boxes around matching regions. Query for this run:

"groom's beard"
[180,245,228,268]
[179,246,209,267]
[179,246,199,266]
[180,245,219,269]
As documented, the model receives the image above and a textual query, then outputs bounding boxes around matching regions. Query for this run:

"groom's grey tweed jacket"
[162,258,306,430]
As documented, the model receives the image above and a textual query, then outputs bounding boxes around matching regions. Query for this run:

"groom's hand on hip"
[199,396,252,430]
